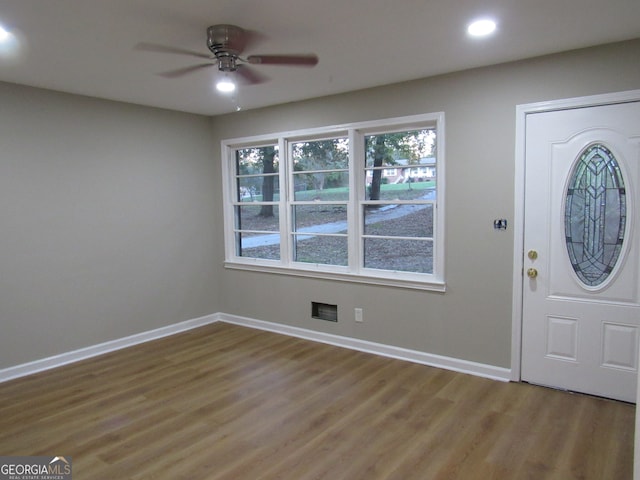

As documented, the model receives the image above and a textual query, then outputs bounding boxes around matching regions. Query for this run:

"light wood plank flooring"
[0,322,634,479]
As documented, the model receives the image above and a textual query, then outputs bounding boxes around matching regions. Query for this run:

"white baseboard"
[217,313,512,382]
[0,314,218,383]
[1,311,511,384]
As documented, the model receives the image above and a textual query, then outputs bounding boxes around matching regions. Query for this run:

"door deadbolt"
[528,250,538,260]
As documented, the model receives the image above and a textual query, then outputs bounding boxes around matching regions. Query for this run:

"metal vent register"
[311,302,338,322]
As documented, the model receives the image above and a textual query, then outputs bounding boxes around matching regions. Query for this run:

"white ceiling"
[0,0,639,116]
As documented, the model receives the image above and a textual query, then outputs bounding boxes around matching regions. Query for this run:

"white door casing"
[513,91,640,403]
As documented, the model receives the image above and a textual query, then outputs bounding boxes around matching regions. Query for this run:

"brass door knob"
[527,268,538,278]
[528,250,538,260]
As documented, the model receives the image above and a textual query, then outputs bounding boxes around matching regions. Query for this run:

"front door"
[521,99,640,403]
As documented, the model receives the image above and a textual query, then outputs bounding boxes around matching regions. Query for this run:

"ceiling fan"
[136,24,319,87]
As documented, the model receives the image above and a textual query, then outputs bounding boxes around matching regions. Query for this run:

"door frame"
[511,89,640,382]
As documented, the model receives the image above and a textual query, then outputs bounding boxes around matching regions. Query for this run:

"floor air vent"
[311,302,338,322]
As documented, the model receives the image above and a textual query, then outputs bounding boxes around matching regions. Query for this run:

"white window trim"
[221,112,446,291]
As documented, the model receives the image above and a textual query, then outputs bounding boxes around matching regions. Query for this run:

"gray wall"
[211,40,640,368]
[0,84,218,368]
[2,40,638,372]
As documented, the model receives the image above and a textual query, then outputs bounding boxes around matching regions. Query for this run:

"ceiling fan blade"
[135,42,211,60]
[246,54,318,67]
[236,65,270,85]
[241,29,268,52]
[158,63,214,78]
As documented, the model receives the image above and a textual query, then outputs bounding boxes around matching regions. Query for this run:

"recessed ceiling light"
[0,24,11,42]
[0,22,20,58]
[467,19,497,37]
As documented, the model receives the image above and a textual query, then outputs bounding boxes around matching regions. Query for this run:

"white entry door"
[521,99,640,403]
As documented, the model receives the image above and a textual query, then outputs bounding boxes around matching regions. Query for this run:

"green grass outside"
[244,180,435,203]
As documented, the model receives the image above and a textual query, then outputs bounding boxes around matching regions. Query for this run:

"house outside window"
[221,113,445,291]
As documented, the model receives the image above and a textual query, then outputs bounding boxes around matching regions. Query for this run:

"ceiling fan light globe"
[216,79,236,93]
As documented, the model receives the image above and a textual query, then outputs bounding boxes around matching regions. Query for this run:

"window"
[232,145,280,260]
[565,143,626,288]
[291,137,350,266]
[363,129,436,275]
[221,113,445,290]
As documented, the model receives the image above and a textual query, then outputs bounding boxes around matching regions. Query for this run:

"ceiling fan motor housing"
[206,24,246,58]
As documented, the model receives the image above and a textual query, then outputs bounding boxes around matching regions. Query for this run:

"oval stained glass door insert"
[564,143,626,287]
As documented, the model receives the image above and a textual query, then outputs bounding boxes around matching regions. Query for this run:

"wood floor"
[0,322,634,479]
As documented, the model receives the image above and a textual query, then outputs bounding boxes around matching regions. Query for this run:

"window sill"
[224,261,446,292]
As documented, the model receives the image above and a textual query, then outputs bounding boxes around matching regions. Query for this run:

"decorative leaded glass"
[564,144,626,287]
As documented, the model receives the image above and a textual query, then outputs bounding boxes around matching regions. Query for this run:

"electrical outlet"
[354,308,363,323]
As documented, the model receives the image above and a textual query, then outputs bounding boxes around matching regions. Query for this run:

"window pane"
[365,177,435,201]
[292,138,349,171]
[294,234,348,266]
[237,175,279,202]
[364,238,433,273]
[293,172,349,201]
[364,204,433,237]
[236,232,280,260]
[365,129,436,202]
[235,205,279,232]
[565,143,626,287]
[292,204,348,234]
[292,137,349,201]
[236,146,279,175]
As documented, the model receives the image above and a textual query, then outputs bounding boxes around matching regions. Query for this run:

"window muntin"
[222,113,445,290]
